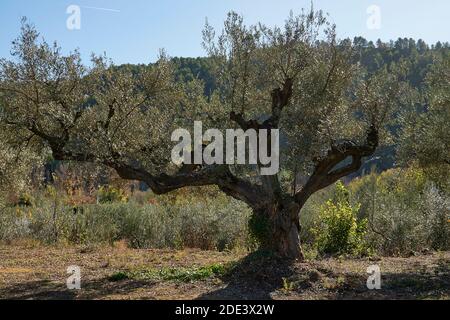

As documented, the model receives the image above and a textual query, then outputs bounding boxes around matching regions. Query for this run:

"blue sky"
[1,0,449,64]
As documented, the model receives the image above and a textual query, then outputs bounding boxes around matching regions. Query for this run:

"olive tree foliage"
[399,54,450,190]
[0,76,43,205]
[202,10,403,184]
[0,11,403,258]
[0,19,184,182]
[0,130,42,207]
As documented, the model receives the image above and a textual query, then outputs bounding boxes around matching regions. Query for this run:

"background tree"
[398,53,450,190]
[0,10,403,259]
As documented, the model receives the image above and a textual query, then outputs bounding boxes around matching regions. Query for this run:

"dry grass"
[0,242,448,300]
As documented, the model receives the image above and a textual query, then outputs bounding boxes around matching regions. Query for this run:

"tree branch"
[26,122,269,210]
[294,125,379,206]
[230,78,293,130]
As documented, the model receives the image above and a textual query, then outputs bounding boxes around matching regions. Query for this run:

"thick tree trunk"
[255,202,304,261]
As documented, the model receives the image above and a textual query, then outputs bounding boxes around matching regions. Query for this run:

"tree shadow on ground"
[198,252,450,300]
[0,280,78,300]
[197,250,297,300]
[327,269,450,300]
[366,258,450,300]
[0,278,156,300]
[283,255,450,300]
[0,250,295,300]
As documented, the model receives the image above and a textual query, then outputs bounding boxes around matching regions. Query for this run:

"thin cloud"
[81,6,121,13]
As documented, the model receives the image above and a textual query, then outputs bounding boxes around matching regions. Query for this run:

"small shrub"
[424,185,450,250]
[350,167,450,255]
[97,186,128,204]
[17,193,35,207]
[312,181,369,256]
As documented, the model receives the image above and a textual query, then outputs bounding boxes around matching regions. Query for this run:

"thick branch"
[295,125,379,206]
[26,123,268,209]
[104,159,268,209]
[266,77,293,128]
[229,111,259,131]
[230,78,293,130]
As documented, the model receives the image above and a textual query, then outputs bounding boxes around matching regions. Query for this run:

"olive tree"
[0,11,401,259]
[399,54,450,190]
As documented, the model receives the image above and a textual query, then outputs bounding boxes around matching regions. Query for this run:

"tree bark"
[255,202,304,260]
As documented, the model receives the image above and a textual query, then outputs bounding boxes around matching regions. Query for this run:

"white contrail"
[81,6,121,13]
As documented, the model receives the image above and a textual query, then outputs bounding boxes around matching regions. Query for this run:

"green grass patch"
[108,262,233,283]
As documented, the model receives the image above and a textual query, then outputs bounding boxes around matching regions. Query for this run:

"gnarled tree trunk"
[253,201,304,260]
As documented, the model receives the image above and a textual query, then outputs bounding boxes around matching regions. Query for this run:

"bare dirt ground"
[0,242,448,300]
